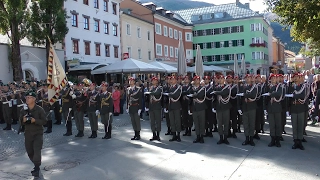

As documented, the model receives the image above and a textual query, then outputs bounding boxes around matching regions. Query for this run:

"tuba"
[82,78,92,87]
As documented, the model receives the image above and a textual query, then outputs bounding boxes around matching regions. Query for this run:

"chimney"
[244,3,249,8]
[236,0,239,5]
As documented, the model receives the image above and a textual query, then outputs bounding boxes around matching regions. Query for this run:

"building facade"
[175,1,272,75]
[272,36,285,67]
[120,0,155,62]
[143,3,194,67]
[64,0,122,65]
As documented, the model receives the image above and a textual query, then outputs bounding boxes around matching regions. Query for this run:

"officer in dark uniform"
[162,76,171,135]
[87,83,100,138]
[19,91,47,177]
[60,85,73,136]
[181,75,192,136]
[74,83,87,137]
[254,75,264,140]
[203,76,214,137]
[168,75,182,142]
[228,75,238,138]
[98,83,113,139]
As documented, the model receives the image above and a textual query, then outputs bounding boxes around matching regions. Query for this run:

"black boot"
[224,136,230,145]
[207,129,213,137]
[54,120,61,125]
[187,127,192,136]
[176,132,181,142]
[232,130,237,138]
[3,124,11,130]
[102,125,111,139]
[253,132,260,140]
[12,120,17,125]
[150,132,157,141]
[260,124,265,133]
[302,137,307,142]
[44,128,52,133]
[44,120,52,133]
[131,131,137,140]
[227,130,232,138]
[242,136,249,145]
[156,131,161,141]
[249,136,255,146]
[298,139,305,150]
[193,135,200,143]
[275,136,281,147]
[217,135,224,144]
[75,130,83,137]
[292,139,298,149]
[199,135,204,143]
[279,136,284,141]
[165,127,171,135]
[169,132,176,142]
[136,131,141,140]
[268,136,275,147]
[88,131,96,138]
[31,165,40,177]
[107,125,112,139]
[64,123,72,136]
[183,128,189,136]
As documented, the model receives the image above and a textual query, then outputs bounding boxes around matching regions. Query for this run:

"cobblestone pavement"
[0,113,133,161]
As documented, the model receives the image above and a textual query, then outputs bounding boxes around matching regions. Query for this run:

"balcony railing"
[249,43,266,47]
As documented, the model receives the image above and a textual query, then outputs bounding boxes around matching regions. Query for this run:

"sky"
[196,0,267,13]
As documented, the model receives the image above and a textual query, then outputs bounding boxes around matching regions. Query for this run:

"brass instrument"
[82,78,92,87]
[101,92,111,108]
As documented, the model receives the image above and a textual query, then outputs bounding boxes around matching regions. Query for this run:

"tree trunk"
[10,22,23,82]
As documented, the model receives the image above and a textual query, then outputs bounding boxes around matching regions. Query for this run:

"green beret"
[26,91,36,98]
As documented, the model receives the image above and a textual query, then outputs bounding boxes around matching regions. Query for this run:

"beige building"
[120,9,155,62]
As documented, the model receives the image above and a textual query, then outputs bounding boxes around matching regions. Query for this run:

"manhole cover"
[44,161,79,171]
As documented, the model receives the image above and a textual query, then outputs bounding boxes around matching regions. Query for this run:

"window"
[164,45,168,56]
[202,13,212,20]
[221,54,225,61]
[175,48,178,58]
[112,3,117,15]
[214,12,224,18]
[251,24,255,31]
[237,39,244,46]
[163,26,168,36]
[179,31,182,40]
[112,24,117,36]
[94,0,99,8]
[84,41,90,55]
[127,47,131,56]
[170,46,173,57]
[95,43,100,56]
[72,14,77,27]
[83,0,88,5]
[203,56,208,62]
[137,27,141,38]
[174,29,178,39]
[148,51,151,60]
[186,49,192,58]
[256,52,260,59]
[94,19,99,32]
[147,31,150,40]
[185,32,192,42]
[169,28,173,38]
[83,16,89,30]
[155,23,161,35]
[126,24,131,35]
[255,23,260,31]
[72,40,79,54]
[138,49,141,59]
[104,22,109,34]
[156,44,162,56]
[114,46,119,58]
[104,0,108,12]
[105,44,110,57]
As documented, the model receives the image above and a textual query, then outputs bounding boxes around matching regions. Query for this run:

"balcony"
[249,43,266,47]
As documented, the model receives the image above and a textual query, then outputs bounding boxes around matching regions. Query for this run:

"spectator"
[112,84,121,116]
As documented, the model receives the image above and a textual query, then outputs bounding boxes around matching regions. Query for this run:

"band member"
[16,86,26,132]
[2,84,13,130]
[127,77,143,140]
[73,83,87,137]
[227,75,238,138]
[238,74,258,146]
[287,73,306,150]
[162,76,171,135]
[98,83,113,139]
[40,84,54,133]
[168,75,182,142]
[212,75,232,145]
[190,76,206,143]
[148,77,163,141]
[203,75,214,137]
[60,84,73,136]
[264,74,282,147]
[254,75,264,140]
[181,75,192,136]
[87,83,100,138]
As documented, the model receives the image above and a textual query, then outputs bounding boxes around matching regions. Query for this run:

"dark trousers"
[149,109,162,132]
[3,105,12,124]
[217,109,230,136]
[281,110,286,131]
[12,105,18,123]
[205,108,214,129]
[268,112,282,137]
[46,111,52,130]
[25,132,43,166]
[165,111,170,128]
[169,109,181,132]
[182,106,193,128]
[54,101,62,122]
[255,106,263,132]
[63,110,72,132]
[230,106,238,131]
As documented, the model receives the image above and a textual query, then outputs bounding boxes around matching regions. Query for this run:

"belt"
[130,103,139,106]
[293,101,304,105]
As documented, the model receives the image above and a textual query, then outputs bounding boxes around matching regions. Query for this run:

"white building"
[64,0,122,66]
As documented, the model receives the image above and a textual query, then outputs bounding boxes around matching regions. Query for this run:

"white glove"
[69,91,74,96]
[238,110,243,115]
[286,111,290,117]
[264,110,268,116]
[212,108,216,113]
[126,109,129,114]
[68,108,72,112]
[138,109,141,115]
[145,107,149,112]
[315,116,319,121]
[188,110,192,115]
[109,112,112,116]
[23,104,28,110]
[95,110,100,116]
[164,108,168,113]
[58,99,62,105]
[72,94,76,99]
[50,110,53,113]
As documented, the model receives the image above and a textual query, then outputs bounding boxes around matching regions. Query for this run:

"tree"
[299,39,320,57]
[27,0,68,67]
[0,0,29,81]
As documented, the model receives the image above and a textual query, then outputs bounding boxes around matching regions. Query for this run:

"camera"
[25,113,32,124]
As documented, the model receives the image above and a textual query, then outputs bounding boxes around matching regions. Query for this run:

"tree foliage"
[0,0,29,81]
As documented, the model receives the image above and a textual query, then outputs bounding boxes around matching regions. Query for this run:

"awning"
[69,64,107,71]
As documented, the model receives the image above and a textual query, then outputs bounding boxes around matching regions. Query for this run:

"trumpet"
[37,88,43,93]
[0,91,13,98]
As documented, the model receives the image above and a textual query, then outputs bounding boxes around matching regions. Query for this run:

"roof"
[69,64,107,71]
[174,2,262,24]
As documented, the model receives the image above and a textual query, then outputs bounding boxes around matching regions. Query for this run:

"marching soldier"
[162,76,171,135]
[87,83,100,138]
[227,75,238,138]
[60,85,74,136]
[181,75,192,136]
[238,74,258,146]
[287,73,306,150]
[254,75,264,140]
[190,76,206,143]
[98,83,113,139]
[168,75,182,142]
[148,77,163,141]
[127,77,143,140]
[203,76,214,137]
[212,75,232,145]
[73,83,87,137]
[264,74,283,147]
[2,84,13,130]
[39,84,54,133]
